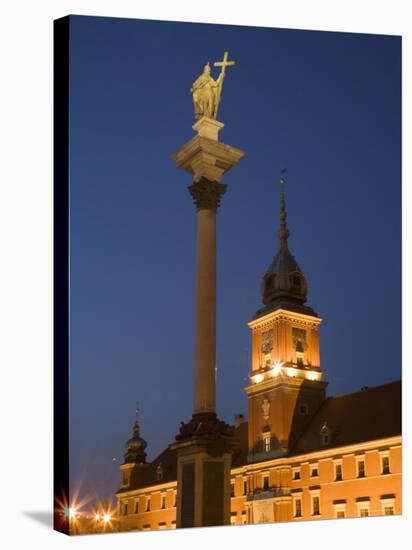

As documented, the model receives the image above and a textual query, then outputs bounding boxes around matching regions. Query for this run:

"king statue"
[190,52,236,121]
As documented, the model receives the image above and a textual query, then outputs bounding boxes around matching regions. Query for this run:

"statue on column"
[190,52,236,120]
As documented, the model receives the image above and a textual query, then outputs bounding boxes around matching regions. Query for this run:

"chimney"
[234,414,244,428]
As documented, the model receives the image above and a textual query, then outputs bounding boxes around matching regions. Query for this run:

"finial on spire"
[133,402,140,436]
[278,168,289,243]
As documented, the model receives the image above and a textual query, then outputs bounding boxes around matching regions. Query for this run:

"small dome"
[262,241,307,306]
[124,420,147,465]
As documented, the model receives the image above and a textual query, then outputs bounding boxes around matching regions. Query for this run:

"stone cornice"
[248,308,322,331]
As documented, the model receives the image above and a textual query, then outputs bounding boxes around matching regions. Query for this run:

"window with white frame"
[294,496,303,518]
[380,452,391,475]
[356,499,370,517]
[122,470,129,486]
[380,495,395,516]
[243,478,248,495]
[334,461,343,481]
[311,494,321,516]
[310,464,319,477]
[263,433,271,452]
[356,456,366,478]
[333,500,346,518]
[293,467,301,480]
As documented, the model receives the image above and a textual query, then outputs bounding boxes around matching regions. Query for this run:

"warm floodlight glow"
[286,367,297,378]
[103,513,111,523]
[95,513,100,521]
[253,373,264,384]
[63,506,77,519]
[306,371,320,381]
[271,361,283,376]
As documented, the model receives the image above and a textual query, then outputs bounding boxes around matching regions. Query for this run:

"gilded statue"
[190,51,235,120]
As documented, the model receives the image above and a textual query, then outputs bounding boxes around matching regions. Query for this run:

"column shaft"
[194,208,216,414]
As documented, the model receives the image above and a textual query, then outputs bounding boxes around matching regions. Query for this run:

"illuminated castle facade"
[115,176,401,530]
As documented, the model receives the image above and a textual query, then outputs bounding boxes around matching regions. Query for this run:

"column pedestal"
[171,413,234,528]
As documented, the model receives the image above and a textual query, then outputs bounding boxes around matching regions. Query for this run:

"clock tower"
[246,173,327,462]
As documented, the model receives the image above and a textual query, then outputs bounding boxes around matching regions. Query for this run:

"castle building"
[115,176,401,530]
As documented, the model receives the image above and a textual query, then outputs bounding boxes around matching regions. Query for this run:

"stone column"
[190,181,225,414]
[170,116,244,528]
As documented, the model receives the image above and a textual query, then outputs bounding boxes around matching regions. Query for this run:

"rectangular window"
[146,497,151,512]
[294,498,302,518]
[160,494,166,509]
[357,460,365,478]
[241,511,247,524]
[380,497,395,516]
[335,464,343,481]
[357,500,370,517]
[230,482,235,497]
[312,496,320,516]
[243,479,248,495]
[382,456,390,475]
[263,434,271,452]
[134,499,139,514]
[293,469,301,480]
[123,503,128,516]
[263,474,269,490]
[333,501,346,518]
[310,466,319,477]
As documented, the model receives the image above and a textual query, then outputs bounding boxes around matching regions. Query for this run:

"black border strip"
[53,15,70,535]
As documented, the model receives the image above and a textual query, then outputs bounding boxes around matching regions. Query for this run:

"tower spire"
[278,168,289,244]
[134,402,140,435]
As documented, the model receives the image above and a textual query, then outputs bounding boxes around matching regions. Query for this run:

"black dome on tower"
[123,411,147,465]
[259,171,314,316]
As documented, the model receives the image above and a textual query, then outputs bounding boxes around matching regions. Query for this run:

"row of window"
[230,453,392,499]
[292,454,391,481]
[121,492,175,516]
[293,495,396,519]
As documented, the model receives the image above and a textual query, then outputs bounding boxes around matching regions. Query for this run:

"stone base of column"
[170,413,235,528]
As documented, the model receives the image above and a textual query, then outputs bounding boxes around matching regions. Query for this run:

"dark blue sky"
[68,15,401,505]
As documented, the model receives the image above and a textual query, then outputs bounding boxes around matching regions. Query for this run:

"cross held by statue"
[213,51,236,75]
